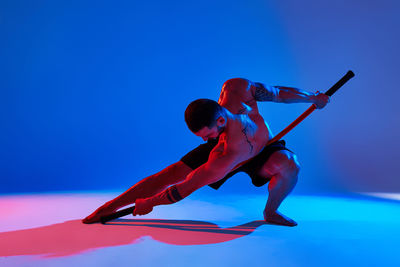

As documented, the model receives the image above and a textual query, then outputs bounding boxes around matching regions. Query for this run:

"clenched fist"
[133,198,154,216]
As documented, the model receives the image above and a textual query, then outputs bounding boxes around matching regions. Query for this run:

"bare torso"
[215,79,274,164]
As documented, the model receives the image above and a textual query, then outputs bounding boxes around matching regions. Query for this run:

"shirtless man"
[83,78,329,226]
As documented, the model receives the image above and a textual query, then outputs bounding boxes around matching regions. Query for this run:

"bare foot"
[82,204,117,224]
[263,210,297,227]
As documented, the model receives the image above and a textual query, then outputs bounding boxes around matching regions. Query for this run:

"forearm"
[145,184,184,207]
[107,178,165,210]
[144,173,194,207]
[275,86,316,104]
[146,165,224,207]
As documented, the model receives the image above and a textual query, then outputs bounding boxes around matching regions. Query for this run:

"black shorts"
[180,139,293,190]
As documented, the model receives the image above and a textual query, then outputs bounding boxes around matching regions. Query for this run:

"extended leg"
[82,161,192,223]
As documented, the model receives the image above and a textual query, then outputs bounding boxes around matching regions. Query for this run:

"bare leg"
[82,161,192,223]
[257,150,300,227]
[263,171,299,226]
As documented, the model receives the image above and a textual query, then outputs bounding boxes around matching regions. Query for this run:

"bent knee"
[277,152,300,177]
[287,157,300,175]
[258,150,301,178]
[278,159,299,185]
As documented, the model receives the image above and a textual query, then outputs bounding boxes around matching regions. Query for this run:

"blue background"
[1,0,399,194]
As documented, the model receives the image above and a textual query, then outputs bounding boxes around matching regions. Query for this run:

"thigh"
[160,161,194,185]
[172,161,195,176]
[257,150,300,178]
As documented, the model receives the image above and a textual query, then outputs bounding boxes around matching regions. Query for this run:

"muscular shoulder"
[221,78,251,94]
[218,78,259,114]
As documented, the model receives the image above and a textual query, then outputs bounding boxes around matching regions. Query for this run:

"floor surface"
[1,191,399,267]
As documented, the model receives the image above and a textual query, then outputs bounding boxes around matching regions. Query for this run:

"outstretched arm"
[133,148,240,215]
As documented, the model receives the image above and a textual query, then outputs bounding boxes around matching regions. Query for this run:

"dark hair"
[184,99,223,132]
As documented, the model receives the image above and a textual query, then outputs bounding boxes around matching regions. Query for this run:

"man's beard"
[208,125,225,141]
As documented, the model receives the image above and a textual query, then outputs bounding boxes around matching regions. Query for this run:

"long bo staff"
[99,71,355,224]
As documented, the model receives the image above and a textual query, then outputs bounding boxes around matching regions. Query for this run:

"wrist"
[145,196,157,207]
[308,93,317,104]
[145,191,170,207]
[146,185,185,208]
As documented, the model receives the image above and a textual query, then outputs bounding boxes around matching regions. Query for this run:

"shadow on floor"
[0,219,267,258]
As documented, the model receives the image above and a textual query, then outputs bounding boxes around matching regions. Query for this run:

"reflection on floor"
[1,191,399,266]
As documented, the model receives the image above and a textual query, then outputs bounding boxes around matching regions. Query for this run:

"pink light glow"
[0,218,264,258]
